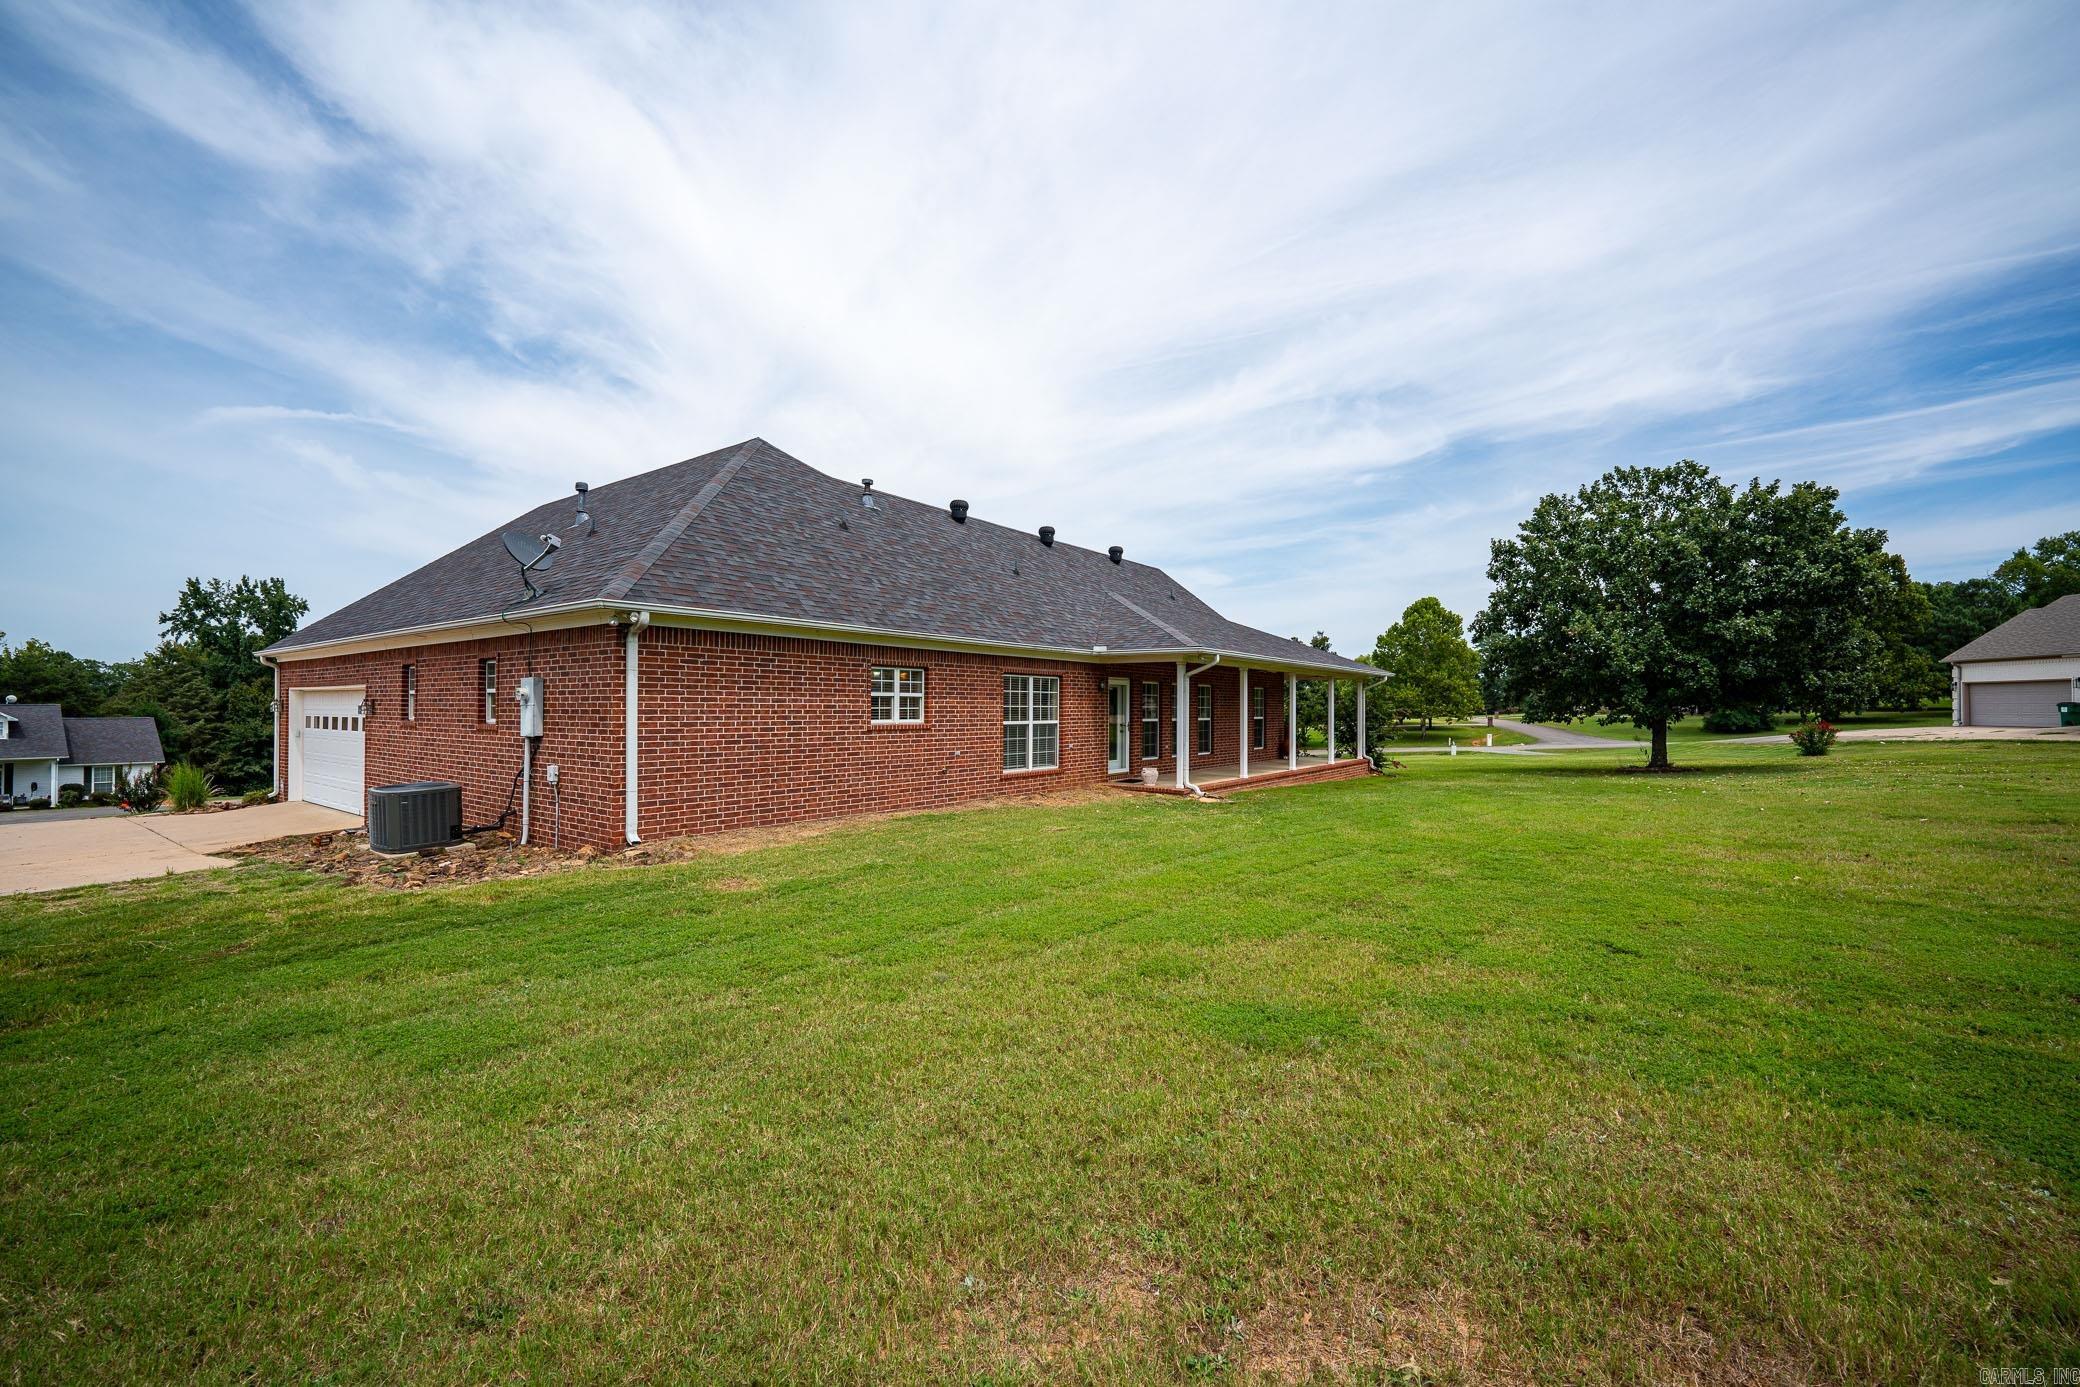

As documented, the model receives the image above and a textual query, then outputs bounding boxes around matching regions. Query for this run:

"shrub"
[119,769,165,813]
[164,762,217,811]
[1702,706,1777,734]
[240,787,271,807]
[26,797,49,810]
[1788,719,1837,756]
[57,784,87,808]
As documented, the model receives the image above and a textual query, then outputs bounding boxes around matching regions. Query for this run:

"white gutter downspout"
[623,611,650,843]
[268,657,280,800]
[1177,654,1222,796]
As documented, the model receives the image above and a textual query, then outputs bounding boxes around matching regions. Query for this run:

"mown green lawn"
[2,741,2075,1382]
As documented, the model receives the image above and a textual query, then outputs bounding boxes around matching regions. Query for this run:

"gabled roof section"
[61,716,165,766]
[0,703,69,761]
[1946,594,2080,663]
[265,439,1375,675]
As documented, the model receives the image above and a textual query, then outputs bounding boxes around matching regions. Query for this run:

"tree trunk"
[1648,718,1670,770]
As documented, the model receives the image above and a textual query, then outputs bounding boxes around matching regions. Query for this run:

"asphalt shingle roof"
[1946,594,2080,663]
[267,439,1375,675]
[61,716,165,766]
[0,703,69,761]
[0,705,163,764]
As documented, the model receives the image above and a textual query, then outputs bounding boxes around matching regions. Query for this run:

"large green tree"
[1992,530,2080,610]
[0,635,122,715]
[113,577,309,790]
[1372,597,1481,730]
[1472,461,1891,769]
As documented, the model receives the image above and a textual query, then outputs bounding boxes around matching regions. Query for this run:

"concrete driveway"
[0,801,362,896]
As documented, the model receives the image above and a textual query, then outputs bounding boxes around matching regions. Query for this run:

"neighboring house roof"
[1946,594,2080,663]
[0,705,162,764]
[61,716,165,766]
[0,702,70,761]
[265,438,1377,674]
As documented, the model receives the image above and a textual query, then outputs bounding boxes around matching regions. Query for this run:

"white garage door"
[1967,680,2067,728]
[298,689,366,814]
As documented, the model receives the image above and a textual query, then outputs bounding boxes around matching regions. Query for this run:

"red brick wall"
[276,624,1333,849]
[634,627,1114,839]
[277,626,625,847]
[280,624,1121,848]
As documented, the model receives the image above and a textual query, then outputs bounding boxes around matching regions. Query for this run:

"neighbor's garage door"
[299,689,366,814]
[1967,679,2067,728]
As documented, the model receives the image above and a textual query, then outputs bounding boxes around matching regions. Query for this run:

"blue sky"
[4,1,2079,662]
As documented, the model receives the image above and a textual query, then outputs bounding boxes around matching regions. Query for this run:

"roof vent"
[950,499,969,523]
[573,481,593,534]
[1108,545,1123,564]
[1039,525,1055,547]
[860,479,877,510]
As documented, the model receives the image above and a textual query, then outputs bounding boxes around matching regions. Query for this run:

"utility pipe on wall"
[624,610,650,843]
[520,737,533,846]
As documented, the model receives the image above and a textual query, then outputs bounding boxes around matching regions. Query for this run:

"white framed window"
[1251,685,1266,749]
[870,666,925,723]
[91,766,116,794]
[1196,684,1213,754]
[1141,681,1161,759]
[1003,674,1060,771]
[481,659,498,724]
[403,664,416,721]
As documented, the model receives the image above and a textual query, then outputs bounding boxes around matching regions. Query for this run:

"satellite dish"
[502,530,562,601]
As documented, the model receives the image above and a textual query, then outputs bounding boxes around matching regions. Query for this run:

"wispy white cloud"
[2,0,2078,654]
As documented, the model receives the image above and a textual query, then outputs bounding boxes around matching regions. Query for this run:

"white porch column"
[1326,679,1336,762]
[1174,659,1190,789]
[1356,680,1368,761]
[1287,673,1298,770]
[1237,665,1249,780]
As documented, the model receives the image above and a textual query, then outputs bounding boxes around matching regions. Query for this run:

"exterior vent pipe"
[1039,525,1055,547]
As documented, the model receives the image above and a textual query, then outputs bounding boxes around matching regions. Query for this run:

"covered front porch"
[1098,656,1379,793]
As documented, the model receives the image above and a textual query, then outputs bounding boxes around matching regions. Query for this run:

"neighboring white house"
[1946,594,2080,728]
[0,700,165,804]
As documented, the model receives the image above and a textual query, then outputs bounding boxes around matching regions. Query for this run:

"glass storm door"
[1107,680,1131,773]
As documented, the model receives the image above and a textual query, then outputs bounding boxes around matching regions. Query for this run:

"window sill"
[1002,765,1062,777]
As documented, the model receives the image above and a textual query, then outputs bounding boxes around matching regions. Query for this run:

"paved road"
[1489,718,1635,749]
[0,801,363,896]
[1722,724,2080,745]
[0,805,128,826]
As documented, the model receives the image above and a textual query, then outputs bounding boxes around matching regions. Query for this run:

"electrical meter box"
[514,676,545,737]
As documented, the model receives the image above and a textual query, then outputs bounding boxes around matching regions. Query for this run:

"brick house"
[261,439,1380,848]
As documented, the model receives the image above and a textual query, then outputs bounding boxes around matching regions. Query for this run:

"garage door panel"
[1967,679,2066,728]
[299,690,365,814]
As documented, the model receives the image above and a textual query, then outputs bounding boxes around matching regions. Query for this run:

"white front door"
[296,688,366,814]
[1106,679,1131,774]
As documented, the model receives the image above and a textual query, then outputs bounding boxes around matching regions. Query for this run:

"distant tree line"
[0,577,307,792]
